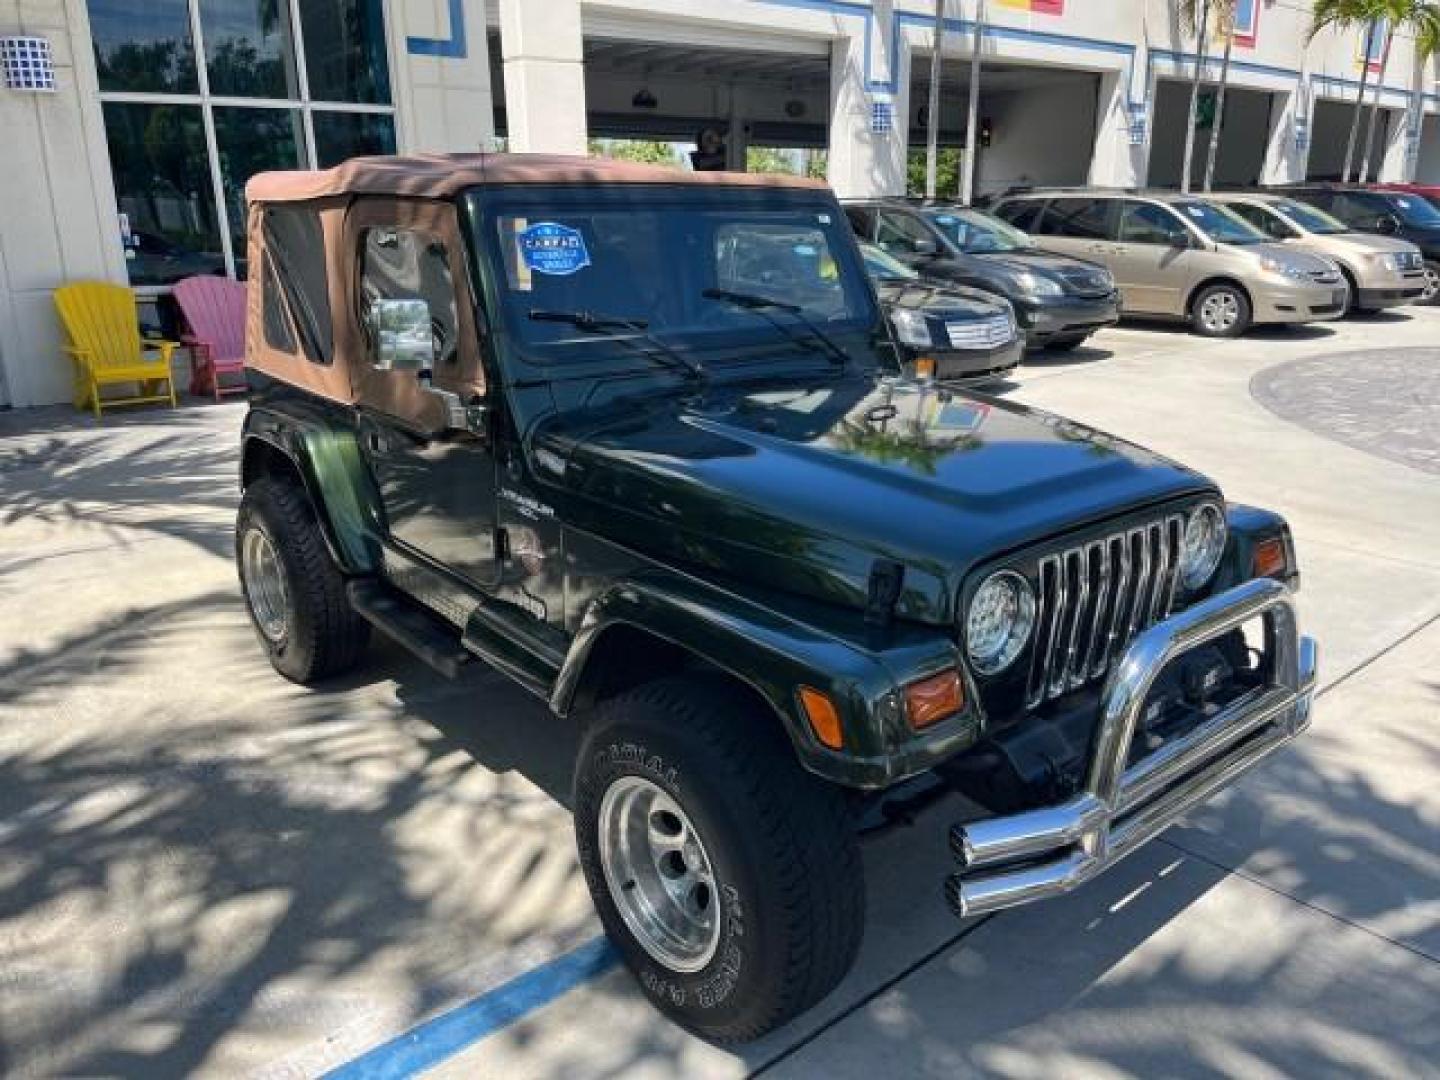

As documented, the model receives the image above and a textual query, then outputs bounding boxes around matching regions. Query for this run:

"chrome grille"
[945,315,1014,350]
[1395,250,1423,272]
[1026,516,1184,707]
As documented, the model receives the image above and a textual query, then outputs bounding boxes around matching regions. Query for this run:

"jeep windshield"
[923,207,1034,254]
[468,186,880,372]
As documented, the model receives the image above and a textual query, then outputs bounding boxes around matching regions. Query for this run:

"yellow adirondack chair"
[54,281,179,418]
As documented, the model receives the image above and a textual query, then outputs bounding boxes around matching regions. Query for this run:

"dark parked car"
[844,199,1120,350]
[858,240,1021,384]
[1277,185,1440,304]
[237,154,1317,1044]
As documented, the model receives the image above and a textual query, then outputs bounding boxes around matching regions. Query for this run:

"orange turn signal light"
[1253,537,1288,579]
[914,357,937,379]
[905,670,965,731]
[799,686,844,750]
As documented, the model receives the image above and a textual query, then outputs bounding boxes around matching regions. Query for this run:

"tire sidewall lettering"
[594,739,747,1012]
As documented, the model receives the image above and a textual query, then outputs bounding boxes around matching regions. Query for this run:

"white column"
[391,0,497,153]
[1259,88,1305,185]
[827,33,910,198]
[726,86,748,171]
[1378,105,1415,182]
[1088,71,1145,188]
[498,0,587,155]
[0,0,127,407]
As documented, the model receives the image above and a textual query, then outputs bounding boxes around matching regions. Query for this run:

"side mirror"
[1376,214,1400,235]
[369,297,433,372]
[1166,228,1192,249]
[911,237,939,256]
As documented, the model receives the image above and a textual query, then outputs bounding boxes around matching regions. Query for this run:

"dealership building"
[2,0,1438,408]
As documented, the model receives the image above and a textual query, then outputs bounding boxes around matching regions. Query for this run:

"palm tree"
[1178,0,1212,193]
[1201,1,1240,192]
[1309,0,1389,182]
[1357,1,1440,181]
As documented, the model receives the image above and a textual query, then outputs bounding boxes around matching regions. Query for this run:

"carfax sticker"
[518,222,590,275]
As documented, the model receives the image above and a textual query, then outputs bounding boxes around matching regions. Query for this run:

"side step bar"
[346,578,472,679]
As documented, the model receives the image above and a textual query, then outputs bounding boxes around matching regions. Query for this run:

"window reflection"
[313,111,396,166]
[198,0,299,98]
[213,107,304,276]
[300,0,391,104]
[102,102,225,286]
[88,0,198,93]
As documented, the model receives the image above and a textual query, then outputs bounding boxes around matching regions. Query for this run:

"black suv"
[236,154,1316,1043]
[844,199,1120,350]
[1277,185,1440,304]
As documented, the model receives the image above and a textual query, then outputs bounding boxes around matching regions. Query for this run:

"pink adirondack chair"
[173,275,247,400]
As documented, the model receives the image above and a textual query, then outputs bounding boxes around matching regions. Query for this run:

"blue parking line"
[324,937,620,1080]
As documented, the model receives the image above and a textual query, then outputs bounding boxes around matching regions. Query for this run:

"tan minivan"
[1209,193,1426,313]
[991,189,1347,337]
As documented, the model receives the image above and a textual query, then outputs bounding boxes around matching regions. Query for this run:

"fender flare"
[551,571,907,785]
[241,405,386,576]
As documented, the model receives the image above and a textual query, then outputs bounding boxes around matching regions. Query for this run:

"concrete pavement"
[1,309,1437,1078]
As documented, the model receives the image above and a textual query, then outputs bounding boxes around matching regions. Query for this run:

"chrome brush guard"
[946,577,1318,918]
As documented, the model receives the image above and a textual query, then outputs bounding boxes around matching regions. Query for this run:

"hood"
[534,375,1213,626]
[925,249,1112,297]
[1326,233,1424,256]
[1244,242,1336,274]
[873,278,1009,319]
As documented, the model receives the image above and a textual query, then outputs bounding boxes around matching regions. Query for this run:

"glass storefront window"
[89,0,198,94]
[88,0,397,283]
[198,0,300,99]
[213,107,304,275]
[300,0,391,105]
[102,102,225,287]
[313,111,396,167]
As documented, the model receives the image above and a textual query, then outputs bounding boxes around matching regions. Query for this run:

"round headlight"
[1180,503,1227,591]
[965,571,1036,675]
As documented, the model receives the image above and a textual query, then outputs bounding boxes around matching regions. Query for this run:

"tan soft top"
[246,152,828,204]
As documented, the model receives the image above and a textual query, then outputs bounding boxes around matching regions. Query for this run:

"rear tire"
[1190,283,1252,338]
[236,477,370,684]
[573,675,864,1043]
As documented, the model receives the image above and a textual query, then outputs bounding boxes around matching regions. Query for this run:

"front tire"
[236,477,370,684]
[574,676,864,1043]
[1421,260,1440,306]
[1191,283,1252,338]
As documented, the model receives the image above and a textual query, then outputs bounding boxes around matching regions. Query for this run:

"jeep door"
[346,197,499,591]
[1108,201,1200,316]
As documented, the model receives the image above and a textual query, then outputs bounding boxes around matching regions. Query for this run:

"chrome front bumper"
[945,577,1317,918]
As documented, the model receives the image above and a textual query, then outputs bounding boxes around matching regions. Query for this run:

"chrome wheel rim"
[1422,265,1439,304]
[1199,292,1240,333]
[241,527,289,643]
[598,776,721,972]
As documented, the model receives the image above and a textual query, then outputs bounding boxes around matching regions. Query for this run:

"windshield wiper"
[528,308,706,382]
[700,288,851,370]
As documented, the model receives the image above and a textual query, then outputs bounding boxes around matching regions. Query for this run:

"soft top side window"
[360,227,460,370]
[261,205,333,365]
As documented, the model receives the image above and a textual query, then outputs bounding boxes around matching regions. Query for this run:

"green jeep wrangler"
[235,154,1318,1042]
